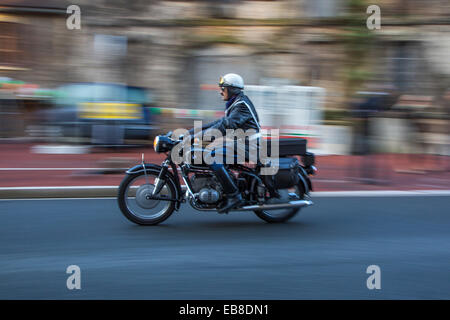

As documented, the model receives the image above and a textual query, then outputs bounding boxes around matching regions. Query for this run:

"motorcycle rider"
[188,73,261,213]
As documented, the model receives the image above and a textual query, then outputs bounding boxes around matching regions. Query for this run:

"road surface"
[0,196,449,299]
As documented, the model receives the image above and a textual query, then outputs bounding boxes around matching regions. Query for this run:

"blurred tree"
[341,0,376,101]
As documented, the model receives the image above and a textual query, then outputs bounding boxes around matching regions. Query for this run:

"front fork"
[152,159,169,196]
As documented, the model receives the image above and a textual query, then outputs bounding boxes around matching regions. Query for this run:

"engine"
[190,174,222,204]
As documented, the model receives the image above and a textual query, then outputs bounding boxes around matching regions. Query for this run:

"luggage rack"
[263,137,308,157]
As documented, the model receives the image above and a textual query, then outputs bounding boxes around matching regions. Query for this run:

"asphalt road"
[0,196,449,299]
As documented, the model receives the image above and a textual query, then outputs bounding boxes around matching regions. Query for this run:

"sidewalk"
[0,143,449,197]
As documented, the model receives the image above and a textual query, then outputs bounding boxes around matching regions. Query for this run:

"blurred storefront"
[1,0,448,107]
[0,0,448,153]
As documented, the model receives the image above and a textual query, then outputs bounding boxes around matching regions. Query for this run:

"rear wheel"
[118,170,176,225]
[253,176,307,223]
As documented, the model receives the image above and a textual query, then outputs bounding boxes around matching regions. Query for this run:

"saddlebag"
[263,157,300,191]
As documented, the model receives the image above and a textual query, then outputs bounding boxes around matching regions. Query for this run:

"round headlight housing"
[153,135,174,153]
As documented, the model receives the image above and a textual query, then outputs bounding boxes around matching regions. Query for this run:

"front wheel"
[117,170,176,225]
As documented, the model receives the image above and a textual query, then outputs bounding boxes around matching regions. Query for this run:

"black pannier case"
[263,138,307,157]
[264,157,300,190]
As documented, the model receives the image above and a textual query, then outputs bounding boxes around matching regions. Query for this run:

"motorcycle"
[117,132,317,225]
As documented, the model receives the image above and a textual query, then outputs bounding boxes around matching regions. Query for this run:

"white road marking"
[313,179,350,183]
[0,186,117,190]
[0,188,449,201]
[0,168,125,171]
[312,190,450,197]
[0,197,117,201]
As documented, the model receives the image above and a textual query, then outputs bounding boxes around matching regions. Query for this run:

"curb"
[1,186,450,200]
[0,186,118,199]
[312,190,450,197]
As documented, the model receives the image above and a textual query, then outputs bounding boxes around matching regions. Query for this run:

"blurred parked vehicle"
[43,83,158,146]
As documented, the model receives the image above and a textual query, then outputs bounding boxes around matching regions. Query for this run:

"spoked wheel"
[117,171,176,225]
[253,179,307,223]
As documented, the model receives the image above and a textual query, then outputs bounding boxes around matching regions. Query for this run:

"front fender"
[125,163,182,210]
[126,163,163,175]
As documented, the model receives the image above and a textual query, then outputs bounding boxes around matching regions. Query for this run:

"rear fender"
[298,166,313,193]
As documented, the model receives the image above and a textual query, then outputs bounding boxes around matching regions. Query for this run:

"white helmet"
[219,73,244,89]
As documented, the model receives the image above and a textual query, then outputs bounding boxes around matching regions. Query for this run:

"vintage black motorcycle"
[117,133,317,225]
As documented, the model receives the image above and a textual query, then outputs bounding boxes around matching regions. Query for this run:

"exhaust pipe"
[180,185,313,212]
[236,199,313,211]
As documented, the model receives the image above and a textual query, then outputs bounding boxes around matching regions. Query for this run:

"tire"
[253,206,300,223]
[117,170,176,225]
[253,175,307,223]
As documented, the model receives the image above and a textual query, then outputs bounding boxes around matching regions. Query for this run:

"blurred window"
[90,84,121,102]
[127,87,149,104]
[184,53,260,110]
[389,42,424,94]
[55,84,92,106]
[304,0,343,18]
[94,34,127,60]
[0,22,23,68]
[55,83,149,105]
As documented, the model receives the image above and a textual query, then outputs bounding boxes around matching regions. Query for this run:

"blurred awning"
[0,77,56,99]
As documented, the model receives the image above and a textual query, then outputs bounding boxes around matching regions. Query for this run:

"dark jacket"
[190,92,260,136]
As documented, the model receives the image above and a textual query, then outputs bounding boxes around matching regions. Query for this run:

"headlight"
[153,135,174,153]
[153,136,160,152]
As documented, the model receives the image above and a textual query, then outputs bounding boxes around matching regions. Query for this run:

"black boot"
[212,164,243,213]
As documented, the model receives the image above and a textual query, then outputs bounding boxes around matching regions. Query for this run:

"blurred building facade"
[1,0,450,112]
